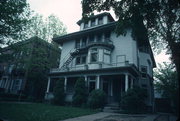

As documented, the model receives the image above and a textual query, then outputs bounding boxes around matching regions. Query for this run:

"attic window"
[98,17,103,25]
[84,21,88,29]
[91,19,95,27]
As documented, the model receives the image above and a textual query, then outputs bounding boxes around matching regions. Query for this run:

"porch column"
[96,75,100,89]
[84,76,88,87]
[125,74,128,92]
[64,77,67,92]
[46,77,51,93]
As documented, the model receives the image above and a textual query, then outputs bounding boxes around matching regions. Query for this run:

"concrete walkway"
[62,112,159,121]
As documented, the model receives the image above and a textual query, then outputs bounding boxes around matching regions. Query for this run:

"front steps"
[103,103,122,113]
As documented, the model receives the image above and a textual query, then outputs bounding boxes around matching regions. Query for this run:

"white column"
[84,76,88,86]
[46,77,51,93]
[125,74,128,92]
[64,77,67,92]
[96,75,100,89]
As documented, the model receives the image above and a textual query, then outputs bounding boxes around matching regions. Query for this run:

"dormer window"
[91,19,95,27]
[98,17,103,25]
[84,21,89,29]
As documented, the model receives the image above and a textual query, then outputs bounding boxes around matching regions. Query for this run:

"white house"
[45,12,156,111]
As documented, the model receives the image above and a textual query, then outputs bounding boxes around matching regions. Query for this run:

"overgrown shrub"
[52,79,65,105]
[72,78,87,107]
[87,89,106,109]
[120,86,147,113]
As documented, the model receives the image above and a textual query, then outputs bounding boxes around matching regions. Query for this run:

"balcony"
[72,39,114,55]
[50,61,130,73]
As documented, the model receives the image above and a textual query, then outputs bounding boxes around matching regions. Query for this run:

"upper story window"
[75,39,80,48]
[98,17,103,25]
[91,19,96,27]
[76,55,86,65]
[141,66,147,78]
[105,32,110,41]
[82,37,87,47]
[90,48,98,62]
[104,49,111,63]
[139,45,149,53]
[97,34,102,42]
[89,35,94,43]
[84,21,89,29]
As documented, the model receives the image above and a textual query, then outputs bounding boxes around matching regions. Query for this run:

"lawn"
[0,102,98,121]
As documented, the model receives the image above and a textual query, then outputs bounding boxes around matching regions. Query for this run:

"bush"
[52,79,65,105]
[87,89,106,109]
[120,86,147,113]
[72,78,87,107]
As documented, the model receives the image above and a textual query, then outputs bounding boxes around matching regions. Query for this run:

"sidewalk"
[62,112,159,121]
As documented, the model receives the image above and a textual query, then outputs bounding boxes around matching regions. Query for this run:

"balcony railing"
[50,61,130,73]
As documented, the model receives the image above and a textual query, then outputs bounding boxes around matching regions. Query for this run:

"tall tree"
[24,14,67,42]
[0,0,31,45]
[82,0,179,115]
[154,62,178,113]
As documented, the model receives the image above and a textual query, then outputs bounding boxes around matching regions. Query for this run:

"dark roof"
[53,21,117,44]
[77,12,115,25]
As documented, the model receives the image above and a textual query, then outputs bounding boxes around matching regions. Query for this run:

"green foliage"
[154,62,179,113]
[120,87,147,113]
[53,79,65,105]
[0,0,31,44]
[25,13,67,42]
[72,78,87,107]
[87,89,106,109]
[0,102,98,121]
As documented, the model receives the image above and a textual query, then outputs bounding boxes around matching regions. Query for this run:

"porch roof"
[49,64,140,78]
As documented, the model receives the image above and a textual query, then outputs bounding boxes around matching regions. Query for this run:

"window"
[141,66,147,78]
[105,32,110,41]
[81,56,86,64]
[91,19,95,27]
[76,57,81,64]
[104,49,111,63]
[81,38,87,47]
[12,79,22,91]
[98,17,103,25]
[89,82,95,92]
[97,34,102,42]
[90,48,98,62]
[89,35,94,43]
[84,21,89,28]
[75,39,80,48]
[76,56,86,64]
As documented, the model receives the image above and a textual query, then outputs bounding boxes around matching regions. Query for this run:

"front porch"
[45,73,136,104]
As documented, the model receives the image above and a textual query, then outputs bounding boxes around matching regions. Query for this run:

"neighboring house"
[45,12,156,111]
[0,36,60,95]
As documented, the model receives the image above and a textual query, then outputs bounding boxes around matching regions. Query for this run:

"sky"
[27,0,170,65]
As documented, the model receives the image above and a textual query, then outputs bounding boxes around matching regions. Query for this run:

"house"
[0,37,60,97]
[45,12,156,110]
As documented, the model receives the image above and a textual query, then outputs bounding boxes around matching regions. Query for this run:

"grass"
[0,102,98,121]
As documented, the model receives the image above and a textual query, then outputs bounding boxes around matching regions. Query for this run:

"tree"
[82,0,179,115]
[24,14,67,42]
[72,78,87,107]
[0,0,31,45]
[53,79,65,105]
[154,62,178,113]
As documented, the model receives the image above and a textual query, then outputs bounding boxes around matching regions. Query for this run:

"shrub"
[52,79,65,105]
[120,86,147,113]
[87,89,106,109]
[72,78,87,107]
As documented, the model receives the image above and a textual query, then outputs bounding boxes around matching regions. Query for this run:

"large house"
[0,37,60,96]
[45,12,156,110]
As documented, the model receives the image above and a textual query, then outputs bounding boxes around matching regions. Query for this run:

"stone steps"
[103,103,122,113]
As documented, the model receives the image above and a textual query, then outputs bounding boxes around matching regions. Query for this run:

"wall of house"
[60,40,75,68]
[111,30,138,67]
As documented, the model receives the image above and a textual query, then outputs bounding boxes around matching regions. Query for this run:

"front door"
[113,80,121,102]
